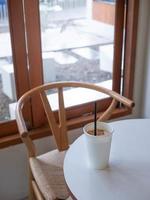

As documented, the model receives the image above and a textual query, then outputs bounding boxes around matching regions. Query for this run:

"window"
[0,0,139,147]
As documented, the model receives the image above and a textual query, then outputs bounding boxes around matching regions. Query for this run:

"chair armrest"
[109,90,135,108]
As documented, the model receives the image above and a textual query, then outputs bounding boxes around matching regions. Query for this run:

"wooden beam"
[23,0,45,127]
[123,0,139,98]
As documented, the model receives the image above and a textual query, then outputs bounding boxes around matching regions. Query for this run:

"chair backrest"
[16,81,134,157]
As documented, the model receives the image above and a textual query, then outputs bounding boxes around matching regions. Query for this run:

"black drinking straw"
[94,102,97,136]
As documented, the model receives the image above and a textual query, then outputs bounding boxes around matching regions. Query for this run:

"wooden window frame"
[0,0,32,137]
[0,0,139,148]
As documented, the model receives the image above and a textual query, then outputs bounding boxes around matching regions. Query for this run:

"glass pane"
[0,0,17,121]
[39,0,115,104]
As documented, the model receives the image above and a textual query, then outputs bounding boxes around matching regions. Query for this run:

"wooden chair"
[16,81,134,200]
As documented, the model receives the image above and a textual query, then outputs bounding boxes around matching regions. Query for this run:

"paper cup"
[84,121,113,170]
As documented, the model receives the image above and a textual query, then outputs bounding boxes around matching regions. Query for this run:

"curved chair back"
[16,81,134,156]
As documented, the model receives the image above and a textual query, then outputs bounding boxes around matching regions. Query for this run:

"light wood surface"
[99,98,118,121]
[40,90,61,150]
[58,87,69,150]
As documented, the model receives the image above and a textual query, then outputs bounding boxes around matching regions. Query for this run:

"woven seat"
[30,149,69,200]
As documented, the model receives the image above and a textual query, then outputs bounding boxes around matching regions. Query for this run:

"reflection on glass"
[39,0,115,96]
[0,0,16,121]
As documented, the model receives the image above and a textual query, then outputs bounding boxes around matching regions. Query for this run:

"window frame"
[23,0,127,125]
[0,0,139,148]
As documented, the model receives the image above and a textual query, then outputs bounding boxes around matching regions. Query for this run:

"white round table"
[64,119,150,200]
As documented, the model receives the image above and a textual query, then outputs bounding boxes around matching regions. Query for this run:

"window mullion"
[123,0,139,99]
[0,0,32,135]
[23,0,45,128]
[112,0,126,93]
[7,0,30,99]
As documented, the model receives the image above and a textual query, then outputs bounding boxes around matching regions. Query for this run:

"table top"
[64,119,150,200]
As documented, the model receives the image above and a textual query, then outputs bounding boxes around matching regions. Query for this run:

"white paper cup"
[84,121,113,169]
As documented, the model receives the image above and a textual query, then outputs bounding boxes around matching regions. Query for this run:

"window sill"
[0,107,132,149]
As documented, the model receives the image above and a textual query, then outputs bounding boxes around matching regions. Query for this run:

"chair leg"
[28,165,35,200]
[32,181,45,200]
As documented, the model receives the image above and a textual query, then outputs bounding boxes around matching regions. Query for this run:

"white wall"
[141,2,150,117]
[0,144,28,200]
[131,0,150,117]
[0,1,150,199]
